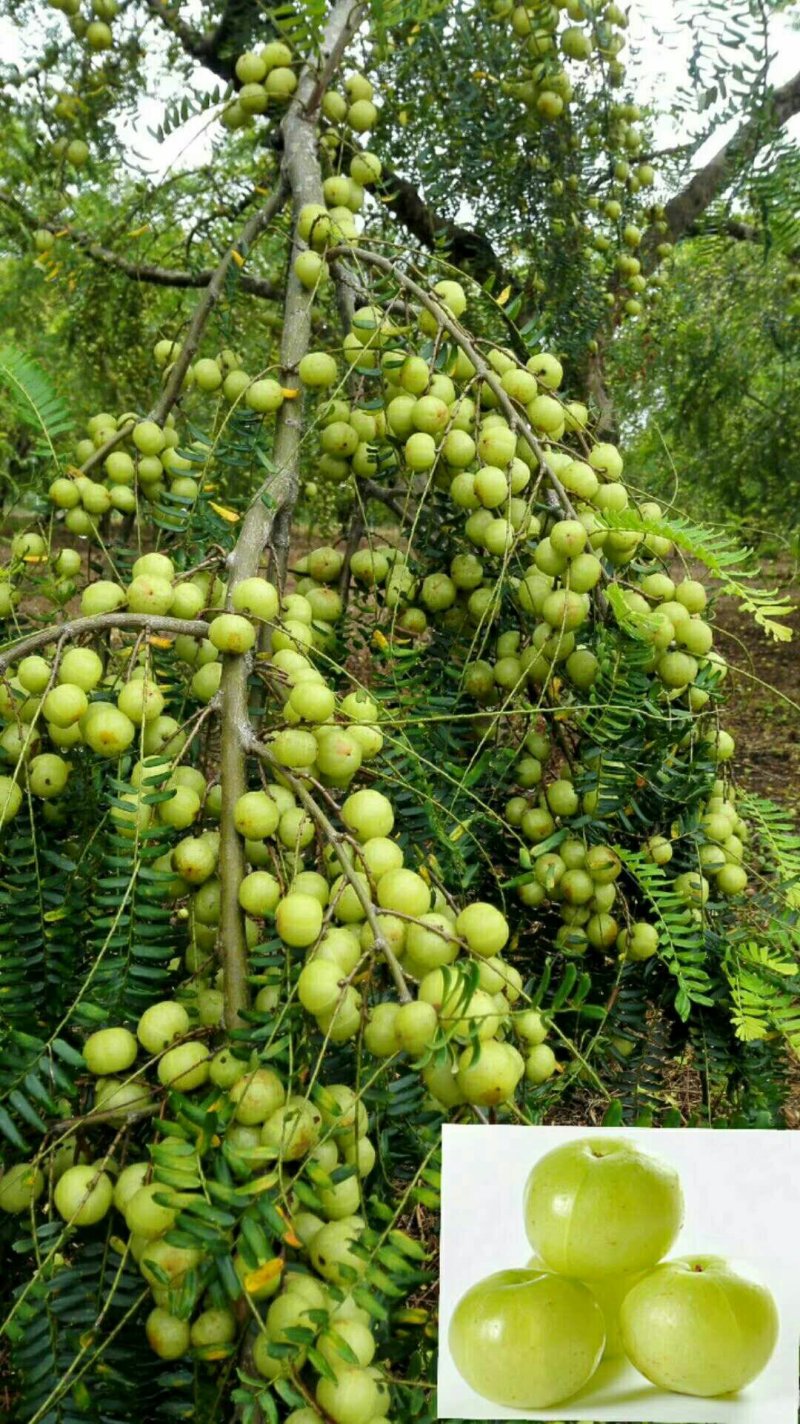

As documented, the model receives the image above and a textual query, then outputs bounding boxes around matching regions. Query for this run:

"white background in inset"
[438,1125,800,1423]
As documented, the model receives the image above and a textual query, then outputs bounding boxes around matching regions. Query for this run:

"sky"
[1,0,799,189]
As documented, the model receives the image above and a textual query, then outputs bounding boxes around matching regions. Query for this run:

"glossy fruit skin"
[448,1268,605,1408]
[523,1136,683,1278]
[54,1164,114,1225]
[526,1252,638,1358]
[620,1256,779,1396]
[83,1026,138,1075]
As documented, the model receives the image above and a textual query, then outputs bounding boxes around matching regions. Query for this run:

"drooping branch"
[151,180,289,425]
[216,0,366,1032]
[248,736,413,1004]
[330,245,578,517]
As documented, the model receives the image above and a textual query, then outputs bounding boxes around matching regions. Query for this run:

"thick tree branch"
[216,0,366,1032]
[0,191,281,301]
[144,0,234,81]
[649,67,800,258]
[376,167,519,293]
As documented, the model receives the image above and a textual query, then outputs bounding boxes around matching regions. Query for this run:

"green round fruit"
[455,902,509,957]
[137,1000,190,1054]
[0,1162,45,1213]
[276,892,323,947]
[448,1268,605,1408]
[209,613,255,654]
[83,1026,138,1075]
[620,1256,779,1396]
[229,1068,285,1124]
[341,788,394,841]
[146,1307,191,1360]
[54,1164,113,1225]
[157,1041,210,1091]
[524,1137,684,1278]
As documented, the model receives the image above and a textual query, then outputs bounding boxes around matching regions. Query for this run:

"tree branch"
[376,167,518,293]
[650,67,800,258]
[247,737,413,1004]
[151,181,290,425]
[0,191,281,301]
[216,0,366,1032]
[0,613,210,673]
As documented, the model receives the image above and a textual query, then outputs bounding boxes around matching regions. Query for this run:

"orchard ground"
[710,560,800,818]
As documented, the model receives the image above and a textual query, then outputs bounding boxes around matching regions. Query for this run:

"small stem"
[152,181,290,427]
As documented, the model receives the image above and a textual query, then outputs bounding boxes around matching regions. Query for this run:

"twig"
[0,613,210,673]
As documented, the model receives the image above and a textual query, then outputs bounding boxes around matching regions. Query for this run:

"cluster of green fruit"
[492,0,628,120]
[313,308,735,718]
[48,0,118,45]
[0,529,81,621]
[0,557,360,825]
[485,0,675,319]
[45,0,120,166]
[449,1136,779,1408]
[0,1009,397,1420]
[47,409,201,523]
[221,41,299,129]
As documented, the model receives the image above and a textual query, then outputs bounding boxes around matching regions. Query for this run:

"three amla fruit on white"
[448,1137,779,1409]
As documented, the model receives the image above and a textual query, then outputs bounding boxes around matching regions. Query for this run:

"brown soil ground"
[709,559,800,820]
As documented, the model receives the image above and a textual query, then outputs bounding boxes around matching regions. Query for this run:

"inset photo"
[438,1126,800,1423]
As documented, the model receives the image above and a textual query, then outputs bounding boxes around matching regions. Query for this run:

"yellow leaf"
[148,636,174,650]
[394,1308,428,1326]
[127,224,150,238]
[254,185,272,196]
[231,249,245,268]
[23,554,48,564]
[372,630,389,650]
[761,618,793,643]
[282,1226,302,1248]
[244,1257,283,1293]
[208,501,240,523]
[497,285,512,306]
[280,387,300,399]
[398,109,409,126]
[244,1172,280,1195]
